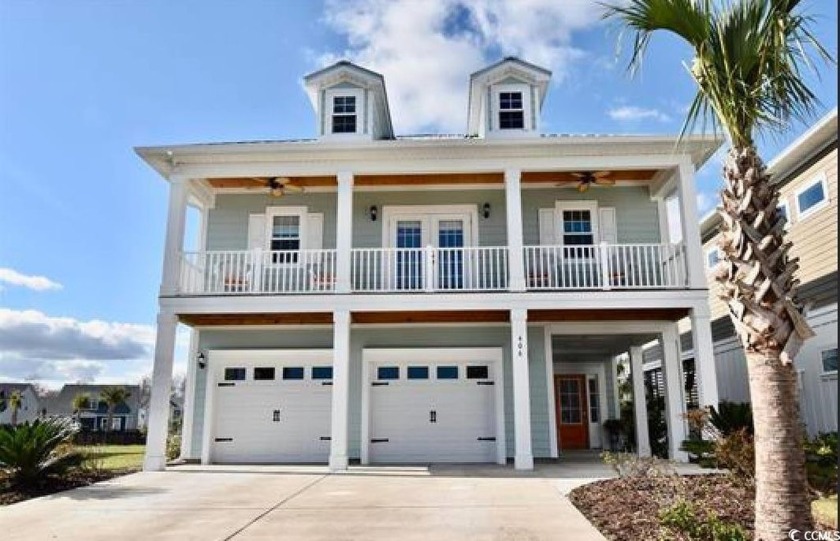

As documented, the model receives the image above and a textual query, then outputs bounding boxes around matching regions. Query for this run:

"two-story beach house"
[137,58,721,471]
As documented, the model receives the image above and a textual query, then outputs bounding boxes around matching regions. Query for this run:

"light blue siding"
[193,324,553,460]
[206,193,338,251]
[521,186,662,244]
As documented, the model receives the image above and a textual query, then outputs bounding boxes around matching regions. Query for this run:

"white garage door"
[207,351,333,464]
[366,351,502,464]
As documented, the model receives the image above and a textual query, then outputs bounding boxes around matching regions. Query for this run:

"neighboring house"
[136,58,722,471]
[45,384,142,432]
[645,109,838,437]
[0,383,41,425]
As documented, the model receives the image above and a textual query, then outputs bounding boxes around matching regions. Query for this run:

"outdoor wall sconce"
[197,352,206,369]
[482,202,491,219]
[369,205,378,221]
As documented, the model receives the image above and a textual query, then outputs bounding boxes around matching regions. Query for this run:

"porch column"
[690,305,720,409]
[610,355,621,419]
[505,168,526,292]
[661,325,689,461]
[160,177,190,296]
[675,160,706,289]
[143,312,179,471]
[511,309,533,470]
[329,310,351,470]
[179,328,200,460]
[335,171,354,294]
[629,346,651,457]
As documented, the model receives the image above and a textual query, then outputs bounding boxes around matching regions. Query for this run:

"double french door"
[390,214,471,291]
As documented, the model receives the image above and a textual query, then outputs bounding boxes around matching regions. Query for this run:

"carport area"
[0,461,610,540]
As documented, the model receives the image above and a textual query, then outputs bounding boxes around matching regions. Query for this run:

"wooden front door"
[556,375,589,450]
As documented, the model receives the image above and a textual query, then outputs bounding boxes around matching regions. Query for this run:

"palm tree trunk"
[747,350,810,538]
[718,146,814,539]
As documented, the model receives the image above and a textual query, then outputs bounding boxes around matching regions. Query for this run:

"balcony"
[176,243,687,296]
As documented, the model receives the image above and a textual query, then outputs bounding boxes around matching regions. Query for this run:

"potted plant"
[603,418,623,451]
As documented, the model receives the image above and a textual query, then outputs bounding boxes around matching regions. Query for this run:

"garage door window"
[254,367,275,380]
[312,366,333,380]
[282,367,305,380]
[224,368,246,381]
[407,366,429,379]
[437,366,459,379]
[466,366,489,379]
[377,366,400,380]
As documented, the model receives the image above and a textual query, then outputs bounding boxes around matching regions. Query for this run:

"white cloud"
[0,267,62,291]
[608,106,671,123]
[320,0,603,132]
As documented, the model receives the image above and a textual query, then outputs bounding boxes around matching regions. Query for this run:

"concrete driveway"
[0,463,609,540]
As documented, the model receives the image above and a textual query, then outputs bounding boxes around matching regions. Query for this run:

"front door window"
[396,220,423,290]
[436,219,465,289]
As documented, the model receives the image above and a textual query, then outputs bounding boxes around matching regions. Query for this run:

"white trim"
[264,206,308,254]
[179,327,200,460]
[488,83,534,137]
[544,326,558,458]
[554,200,600,245]
[794,171,830,221]
[360,347,506,466]
[381,205,479,248]
[322,88,366,139]
[200,348,333,465]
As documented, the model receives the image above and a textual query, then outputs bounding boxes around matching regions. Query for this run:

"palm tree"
[99,387,131,433]
[603,1,833,538]
[71,393,91,425]
[8,390,23,426]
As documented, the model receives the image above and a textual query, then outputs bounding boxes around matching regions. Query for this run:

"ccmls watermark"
[788,530,840,540]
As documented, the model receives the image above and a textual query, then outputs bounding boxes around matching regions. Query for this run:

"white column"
[610,355,621,419]
[179,328,200,460]
[629,346,651,457]
[329,310,351,470]
[544,327,558,458]
[690,305,720,409]
[143,312,178,471]
[335,171,354,294]
[675,160,706,289]
[160,178,190,296]
[510,309,533,470]
[661,325,689,461]
[505,168,526,292]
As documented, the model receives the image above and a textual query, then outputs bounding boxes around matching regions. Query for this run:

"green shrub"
[660,499,749,541]
[805,432,838,495]
[681,402,755,478]
[166,434,181,461]
[709,402,753,435]
[0,417,84,488]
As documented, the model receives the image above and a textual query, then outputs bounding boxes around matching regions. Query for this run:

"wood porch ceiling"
[204,169,660,189]
[177,308,687,327]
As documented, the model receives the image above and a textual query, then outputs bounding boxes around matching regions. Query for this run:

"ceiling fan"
[560,171,615,192]
[254,177,304,197]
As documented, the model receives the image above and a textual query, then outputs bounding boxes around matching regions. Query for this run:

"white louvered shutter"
[538,208,556,245]
[248,214,267,250]
[306,213,324,250]
[599,207,617,244]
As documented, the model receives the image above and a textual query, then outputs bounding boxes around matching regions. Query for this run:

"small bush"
[805,432,838,495]
[166,434,181,461]
[714,428,754,479]
[681,403,755,479]
[601,451,675,478]
[660,499,749,541]
[0,417,85,488]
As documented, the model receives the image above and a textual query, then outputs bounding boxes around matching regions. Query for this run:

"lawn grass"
[81,444,145,471]
[813,495,838,530]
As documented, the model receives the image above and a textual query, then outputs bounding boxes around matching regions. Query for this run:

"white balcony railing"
[175,243,686,295]
[179,249,338,295]
[351,246,509,292]
[523,243,687,290]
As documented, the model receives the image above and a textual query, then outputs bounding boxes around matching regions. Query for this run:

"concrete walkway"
[0,461,612,541]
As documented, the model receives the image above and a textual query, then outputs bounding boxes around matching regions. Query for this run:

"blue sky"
[0,0,836,388]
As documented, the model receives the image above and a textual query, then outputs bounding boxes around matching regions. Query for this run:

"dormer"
[304,61,394,141]
[467,57,551,138]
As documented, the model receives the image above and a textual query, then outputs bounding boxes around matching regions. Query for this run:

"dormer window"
[332,96,357,134]
[499,91,524,129]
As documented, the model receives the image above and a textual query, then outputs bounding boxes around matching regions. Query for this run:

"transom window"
[436,366,459,380]
[796,175,829,219]
[377,366,400,380]
[822,349,838,374]
[562,210,594,246]
[466,365,489,379]
[254,367,275,381]
[498,91,524,129]
[312,366,333,380]
[332,95,357,134]
[407,366,429,380]
[282,367,305,380]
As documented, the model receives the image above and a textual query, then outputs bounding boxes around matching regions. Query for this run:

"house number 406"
[517,336,524,358]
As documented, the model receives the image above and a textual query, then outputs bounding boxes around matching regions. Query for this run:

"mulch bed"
[570,474,755,540]
[0,468,140,506]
